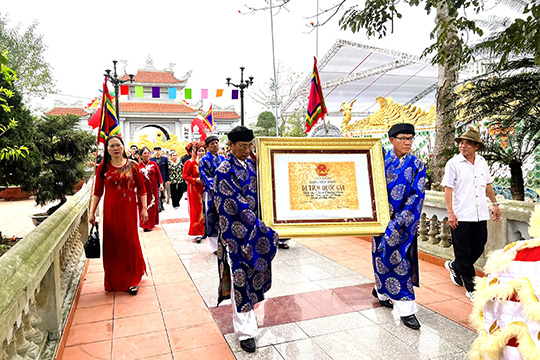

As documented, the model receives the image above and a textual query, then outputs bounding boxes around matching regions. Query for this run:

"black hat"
[205,135,219,146]
[388,123,415,138]
[228,126,254,143]
[153,146,161,150]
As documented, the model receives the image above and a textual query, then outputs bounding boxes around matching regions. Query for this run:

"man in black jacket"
[150,146,169,212]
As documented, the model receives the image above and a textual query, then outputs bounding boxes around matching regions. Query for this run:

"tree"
[254,111,277,137]
[455,60,540,200]
[338,0,485,184]
[33,114,94,213]
[250,62,303,135]
[283,107,307,137]
[0,56,40,191]
[0,13,55,101]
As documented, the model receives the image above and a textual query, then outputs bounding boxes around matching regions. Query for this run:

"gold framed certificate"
[256,137,390,237]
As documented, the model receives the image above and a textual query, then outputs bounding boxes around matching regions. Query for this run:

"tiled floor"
[2,196,477,359]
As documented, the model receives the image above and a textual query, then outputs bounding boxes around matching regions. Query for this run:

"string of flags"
[118,85,240,100]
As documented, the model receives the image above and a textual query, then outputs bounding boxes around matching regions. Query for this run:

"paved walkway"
[1,197,476,359]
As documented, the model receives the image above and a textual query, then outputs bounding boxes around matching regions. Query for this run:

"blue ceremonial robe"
[199,152,225,237]
[373,149,426,301]
[214,154,279,312]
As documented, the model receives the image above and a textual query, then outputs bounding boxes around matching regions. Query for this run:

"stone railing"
[0,183,91,359]
[419,190,535,270]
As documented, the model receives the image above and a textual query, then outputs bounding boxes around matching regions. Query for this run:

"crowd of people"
[87,124,503,354]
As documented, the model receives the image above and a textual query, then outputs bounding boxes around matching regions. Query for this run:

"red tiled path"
[56,227,235,360]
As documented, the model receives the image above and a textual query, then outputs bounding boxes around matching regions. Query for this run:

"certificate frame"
[256,137,390,237]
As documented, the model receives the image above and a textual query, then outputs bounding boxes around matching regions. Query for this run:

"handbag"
[85,223,101,258]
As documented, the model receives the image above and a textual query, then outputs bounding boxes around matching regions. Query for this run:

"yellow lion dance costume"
[469,205,540,360]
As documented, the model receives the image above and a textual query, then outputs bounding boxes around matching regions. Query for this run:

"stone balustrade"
[0,183,91,360]
[419,190,536,270]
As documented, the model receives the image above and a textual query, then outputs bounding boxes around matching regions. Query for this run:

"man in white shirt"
[441,128,501,302]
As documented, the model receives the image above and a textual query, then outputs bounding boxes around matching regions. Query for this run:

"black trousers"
[450,221,487,292]
[170,183,185,208]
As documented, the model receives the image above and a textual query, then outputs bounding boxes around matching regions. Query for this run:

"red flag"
[88,107,101,129]
[120,85,129,95]
[191,115,207,141]
[305,57,327,133]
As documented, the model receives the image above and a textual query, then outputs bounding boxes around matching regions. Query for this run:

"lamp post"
[104,60,134,117]
[226,66,254,126]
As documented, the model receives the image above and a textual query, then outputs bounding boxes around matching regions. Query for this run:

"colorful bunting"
[232,89,239,100]
[305,57,327,133]
[216,89,223,97]
[168,87,176,99]
[135,86,144,98]
[99,77,121,144]
[185,88,192,99]
[152,87,160,98]
[201,89,208,99]
[120,85,129,95]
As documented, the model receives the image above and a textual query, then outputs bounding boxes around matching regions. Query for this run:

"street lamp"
[226,66,254,126]
[104,60,134,118]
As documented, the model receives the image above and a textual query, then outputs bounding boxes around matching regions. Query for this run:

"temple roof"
[120,102,195,114]
[46,107,89,117]
[120,70,185,84]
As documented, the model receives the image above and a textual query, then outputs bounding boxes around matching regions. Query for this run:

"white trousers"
[374,289,418,317]
[227,254,258,340]
[208,236,218,252]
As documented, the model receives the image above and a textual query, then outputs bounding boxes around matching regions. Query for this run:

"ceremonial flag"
[120,85,129,95]
[98,77,121,144]
[85,96,100,109]
[305,57,327,133]
[216,89,223,97]
[203,104,214,130]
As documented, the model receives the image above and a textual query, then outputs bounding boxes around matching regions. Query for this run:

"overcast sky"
[2,0,506,124]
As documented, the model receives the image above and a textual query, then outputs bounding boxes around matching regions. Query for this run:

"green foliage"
[0,13,55,99]
[254,111,277,137]
[0,51,17,112]
[473,1,540,68]
[0,66,40,190]
[33,114,95,210]
[283,107,307,137]
[455,61,540,200]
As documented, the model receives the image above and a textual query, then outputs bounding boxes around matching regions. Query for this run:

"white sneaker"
[466,291,475,303]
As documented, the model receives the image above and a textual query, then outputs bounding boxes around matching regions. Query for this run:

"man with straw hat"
[442,128,501,303]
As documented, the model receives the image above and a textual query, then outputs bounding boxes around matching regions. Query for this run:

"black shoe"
[240,338,256,353]
[213,250,218,255]
[278,243,289,249]
[401,314,421,330]
[444,261,463,287]
[143,229,151,232]
[372,288,393,308]
[128,286,139,295]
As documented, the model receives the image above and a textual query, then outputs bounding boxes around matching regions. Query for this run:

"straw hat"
[455,128,484,150]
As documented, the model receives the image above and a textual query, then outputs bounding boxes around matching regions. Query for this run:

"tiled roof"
[214,111,240,119]
[120,102,196,114]
[46,107,88,116]
[120,70,184,84]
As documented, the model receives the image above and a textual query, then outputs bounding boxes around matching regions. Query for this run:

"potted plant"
[31,114,94,225]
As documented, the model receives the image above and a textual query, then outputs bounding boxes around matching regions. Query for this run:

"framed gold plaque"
[256,137,390,237]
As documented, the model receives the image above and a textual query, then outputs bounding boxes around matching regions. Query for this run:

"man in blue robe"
[214,126,278,353]
[372,123,426,330]
[199,135,225,255]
